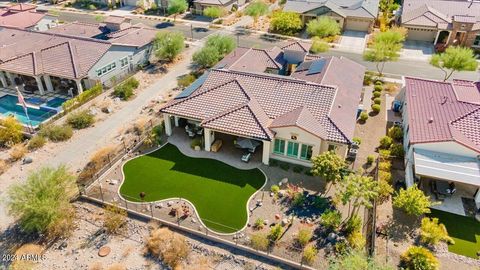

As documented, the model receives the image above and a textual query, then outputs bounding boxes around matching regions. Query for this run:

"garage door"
[345,18,371,31]
[406,28,437,42]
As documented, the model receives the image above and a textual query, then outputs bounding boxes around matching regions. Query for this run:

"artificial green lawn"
[429,209,480,258]
[119,143,265,233]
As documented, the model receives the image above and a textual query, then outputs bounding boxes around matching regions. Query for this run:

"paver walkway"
[0,48,195,229]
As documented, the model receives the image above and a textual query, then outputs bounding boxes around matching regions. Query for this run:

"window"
[474,35,480,47]
[328,144,337,151]
[273,139,286,154]
[300,144,313,160]
[96,62,117,77]
[120,57,129,67]
[287,141,299,157]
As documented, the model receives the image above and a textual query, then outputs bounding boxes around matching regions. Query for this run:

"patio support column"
[35,76,45,95]
[163,114,172,136]
[43,75,54,92]
[433,31,441,45]
[475,189,480,205]
[0,72,7,88]
[262,140,270,165]
[204,128,212,152]
[5,72,15,86]
[75,79,83,94]
[174,116,179,127]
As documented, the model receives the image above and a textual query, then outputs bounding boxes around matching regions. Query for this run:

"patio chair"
[241,152,251,163]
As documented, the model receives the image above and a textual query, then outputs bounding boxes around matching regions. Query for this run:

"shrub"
[379,136,393,149]
[0,159,7,175]
[67,110,95,129]
[27,135,46,150]
[254,218,265,230]
[374,97,382,105]
[379,170,392,183]
[270,184,280,194]
[320,209,342,230]
[302,245,317,265]
[372,104,381,113]
[203,6,224,18]
[379,149,391,159]
[310,36,330,53]
[78,146,114,183]
[347,230,366,250]
[366,155,375,164]
[269,11,303,35]
[313,196,329,210]
[296,228,313,247]
[363,73,373,86]
[359,111,369,121]
[10,144,27,161]
[250,233,269,251]
[0,116,23,147]
[268,224,283,243]
[145,228,190,268]
[378,161,392,171]
[154,31,185,62]
[306,17,341,38]
[393,186,433,216]
[292,192,306,207]
[373,91,381,98]
[293,165,303,173]
[420,217,454,246]
[378,180,394,204]
[400,246,439,270]
[389,143,405,158]
[344,214,362,235]
[10,244,44,270]
[192,46,221,68]
[374,84,383,92]
[205,34,236,56]
[384,83,398,93]
[388,126,403,141]
[124,77,140,89]
[62,84,103,112]
[279,162,290,171]
[104,204,127,234]
[114,84,134,100]
[375,80,383,86]
[177,74,197,88]
[352,137,361,145]
[190,138,202,149]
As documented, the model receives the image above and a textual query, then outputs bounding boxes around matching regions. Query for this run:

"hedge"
[62,84,103,112]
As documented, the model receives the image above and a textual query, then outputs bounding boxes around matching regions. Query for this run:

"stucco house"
[400,0,480,51]
[399,77,480,215]
[0,3,57,31]
[283,0,380,32]
[191,0,246,15]
[160,42,365,166]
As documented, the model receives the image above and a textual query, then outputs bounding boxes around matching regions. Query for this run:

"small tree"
[393,186,433,216]
[0,116,23,146]
[268,224,283,243]
[420,217,454,246]
[311,151,346,190]
[6,166,77,237]
[167,0,187,21]
[430,46,478,81]
[364,27,406,76]
[154,31,185,62]
[205,34,237,56]
[203,6,224,19]
[104,203,127,234]
[400,246,439,270]
[336,174,380,220]
[306,17,341,38]
[192,46,221,68]
[244,1,269,27]
[269,11,303,36]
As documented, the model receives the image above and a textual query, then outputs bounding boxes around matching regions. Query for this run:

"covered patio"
[414,149,480,216]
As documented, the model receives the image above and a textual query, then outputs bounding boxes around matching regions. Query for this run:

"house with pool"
[160,42,365,166]
[0,21,157,127]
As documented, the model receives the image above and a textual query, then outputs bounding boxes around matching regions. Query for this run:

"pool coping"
[116,142,268,236]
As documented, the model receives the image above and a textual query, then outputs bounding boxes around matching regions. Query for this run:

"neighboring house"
[283,0,380,32]
[0,3,57,31]
[399,77,480,215]
[400,0,480,51]
[0,24,156,96]
[191,0,246,15]
[160,42,365,166]
[46,21,110,39]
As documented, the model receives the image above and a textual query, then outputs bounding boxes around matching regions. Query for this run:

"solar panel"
[175,72,209,99]
[296,61,312,72]
[306,59,326,75]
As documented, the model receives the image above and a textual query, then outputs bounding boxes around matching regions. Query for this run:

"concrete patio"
[421,180,478,216]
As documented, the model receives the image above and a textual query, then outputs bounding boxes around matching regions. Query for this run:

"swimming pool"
[0,95,57,126]
[45,97,67,108]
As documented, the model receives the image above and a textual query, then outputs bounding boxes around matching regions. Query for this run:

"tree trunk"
[444,69,455,81]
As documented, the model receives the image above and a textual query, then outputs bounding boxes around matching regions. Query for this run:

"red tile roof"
[106,23,157,48]
[405,77,480,153]
[46,21,108,38]
[7,3,37,12]
[0,5,45,29]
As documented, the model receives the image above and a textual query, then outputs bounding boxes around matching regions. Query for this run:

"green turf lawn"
[119,143,265,233]
[429,209,480,258]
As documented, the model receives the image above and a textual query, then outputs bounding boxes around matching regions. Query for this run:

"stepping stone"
[98,246,111,257]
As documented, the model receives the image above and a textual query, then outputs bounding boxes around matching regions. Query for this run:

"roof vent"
[428,117,434,123]
[441,96,448,105]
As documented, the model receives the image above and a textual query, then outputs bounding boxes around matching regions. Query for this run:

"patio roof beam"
[0,72,7,88]
[43,75,54,92]
[35,76,45,95]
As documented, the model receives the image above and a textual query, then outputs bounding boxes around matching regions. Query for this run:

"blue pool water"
[0,95,57,126]
[46,97,67,108]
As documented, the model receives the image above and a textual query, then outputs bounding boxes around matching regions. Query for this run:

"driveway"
[337,30,367,53]
[400,40,434,61]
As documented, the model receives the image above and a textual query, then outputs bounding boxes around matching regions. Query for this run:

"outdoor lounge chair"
[241,152,251,163]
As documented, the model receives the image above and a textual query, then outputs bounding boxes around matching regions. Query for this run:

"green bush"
[67,110,94,129]
[371,104,381,113]
[400,246,439,270]
[190,138,202,149]
[302,245,318,265]
[374,85,383,92]
[271,184,280,194]
[306,17,341,38]
[373,91,381,98]
[270,159,279,167]
[363,73,373,86]
[124,77,139,89]
[366,155,375,164]
[378,161,392,171]
[250,233,269,251]
[296,228,313,247]
[254,218,265,230]
[375,80,383,86]
[389,143,405,158]
[39,125,73,142]
[269,11,303,36]
[177,74,197,88]
[379,136,393,149]
[279,162,290,171]
[359,111,368,121]
[388,126,403,141]
[114,84,134,100]
[379,170,392,183]
[62,84,103,112]
[374,97,382,105]
[27,135,46,150]
[310,37,330,53]
[292,192,306,207]
[268,224,283,243]
[344,214,362,235]
[320,209,342,231]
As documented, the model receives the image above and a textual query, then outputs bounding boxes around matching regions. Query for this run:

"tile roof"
[0,4,46,29]
[0,27,111,79]
[106,23,157,47]
[404,77,480,153]
[104,15,128,24]
[194,0,230,5]
[46,21,108,38]
[283,0,380,19]
[281,41,312,53]
[215,47,285,73]
[270,106,327,139]
[7,3,37,12]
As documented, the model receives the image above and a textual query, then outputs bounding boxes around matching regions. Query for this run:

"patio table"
[435,180,451,195]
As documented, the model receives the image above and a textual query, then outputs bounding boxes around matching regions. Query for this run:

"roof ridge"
[66,41,80,78]
[450,106,480,124]
[327,117,351,143]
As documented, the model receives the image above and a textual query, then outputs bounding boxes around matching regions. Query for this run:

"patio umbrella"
[235,138,261,149]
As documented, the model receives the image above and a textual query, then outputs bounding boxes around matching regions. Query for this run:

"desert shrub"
[400,246,439,270]
[270,184,280,194]
[420,217,454,246]
[190,138,202,149]
[377,180,394,204]
[67,110,95,129]
[269,11,303,35]
[378,161,392,171]
[250,233,269,251]
[306,16,341,38]
[379,170,392,183]
[347,230,366,250]
[388,126,403,141]
[104,203,127,234]
[113,84,134,100]
[154,31,185,62]
[373,91,381,98]
[203,6,224,18]
[177,74,197,88]
[344,214,362,235]
[359,111,368,121]
[268,224,283,243]
[379,136,393,149]
[310,36,330,53]
[10,144,27,161]
[302,245,318,265]
[292,192,306,207]
[374,84,383,92]
[389,143,405,158]
[145,228,190,268]
[320,209,342,231]
[374,97,382,104]
[0,116,23,146]
[296,228,313,247]
[124,77,140,89]
[39,124,73,142]
[27,135,46,150]
[372,104,381,113]
[78,146,115,183]
[384,83,398,93]
[366,155,375,164]
[254,218,265,230]
[10,244,44,270]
